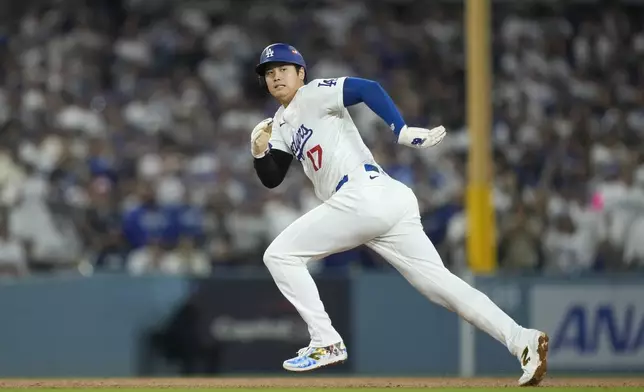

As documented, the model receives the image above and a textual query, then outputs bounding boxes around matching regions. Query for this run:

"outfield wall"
[0,271,642,377]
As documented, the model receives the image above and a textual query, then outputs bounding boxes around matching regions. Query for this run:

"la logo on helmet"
[265,48,274,58]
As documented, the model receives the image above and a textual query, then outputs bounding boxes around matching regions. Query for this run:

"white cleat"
[282,342,348,372]
[517,329,549,387]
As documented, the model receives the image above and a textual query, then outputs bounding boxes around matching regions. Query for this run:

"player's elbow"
[367,79,382,88]
[255,169,285,188]
[361,80,390,105]
[259,176,283,189]
[369,80,387,95]
[254,165,285,188]
[253,153,290,189]
[355,78,384,94]
[344,77,384,106]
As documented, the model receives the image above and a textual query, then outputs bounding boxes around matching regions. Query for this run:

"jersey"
[268,77,378,201]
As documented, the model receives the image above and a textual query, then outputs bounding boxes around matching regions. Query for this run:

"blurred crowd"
[0,0,643,279]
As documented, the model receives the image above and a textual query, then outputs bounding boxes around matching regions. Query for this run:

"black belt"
[335,164,381,192]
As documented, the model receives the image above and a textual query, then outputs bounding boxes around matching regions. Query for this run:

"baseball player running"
[251,43,549,386]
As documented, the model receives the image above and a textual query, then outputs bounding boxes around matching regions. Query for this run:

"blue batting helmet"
[255,43,307,76]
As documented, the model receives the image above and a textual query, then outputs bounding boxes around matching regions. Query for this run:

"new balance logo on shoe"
[521,346,531,366]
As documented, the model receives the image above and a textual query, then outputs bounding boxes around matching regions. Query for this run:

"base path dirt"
[0,377,643,389]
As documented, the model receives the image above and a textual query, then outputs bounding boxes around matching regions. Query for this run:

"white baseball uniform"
[263,76,525,357]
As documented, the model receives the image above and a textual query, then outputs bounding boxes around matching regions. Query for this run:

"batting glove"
[251,118,274,158]
[397,125,446,148]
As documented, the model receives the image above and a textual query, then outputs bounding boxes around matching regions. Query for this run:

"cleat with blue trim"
[283,342,347,372]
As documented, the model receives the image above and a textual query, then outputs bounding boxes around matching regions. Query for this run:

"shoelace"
[296,347,311,356]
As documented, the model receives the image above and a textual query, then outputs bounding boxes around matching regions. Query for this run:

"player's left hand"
[397,125,446,148]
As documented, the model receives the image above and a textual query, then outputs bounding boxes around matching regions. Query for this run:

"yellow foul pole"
[465,0,496,274]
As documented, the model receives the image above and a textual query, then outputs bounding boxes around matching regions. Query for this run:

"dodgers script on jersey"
[268,77,379,201]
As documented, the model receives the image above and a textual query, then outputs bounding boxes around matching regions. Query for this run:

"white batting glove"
[251,118,274,158]
[397,125,446,148]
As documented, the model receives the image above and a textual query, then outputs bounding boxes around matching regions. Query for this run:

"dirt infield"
[0,377,643,389]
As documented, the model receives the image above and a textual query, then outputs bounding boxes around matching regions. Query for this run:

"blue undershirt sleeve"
[342,77,406,137]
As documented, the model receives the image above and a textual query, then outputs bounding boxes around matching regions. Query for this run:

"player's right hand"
[397,125,446,149]
[251,117,274,158]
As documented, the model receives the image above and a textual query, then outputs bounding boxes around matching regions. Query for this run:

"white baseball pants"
[263,168,524,356]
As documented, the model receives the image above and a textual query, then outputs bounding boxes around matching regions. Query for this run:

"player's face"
[264,64,305,104]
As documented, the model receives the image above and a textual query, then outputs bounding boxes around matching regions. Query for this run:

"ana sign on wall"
[530,285,644,370]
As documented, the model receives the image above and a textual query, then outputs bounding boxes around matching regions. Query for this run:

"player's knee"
[263,244,282,267]
[263,243,297,267]
[263,248,274,266]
